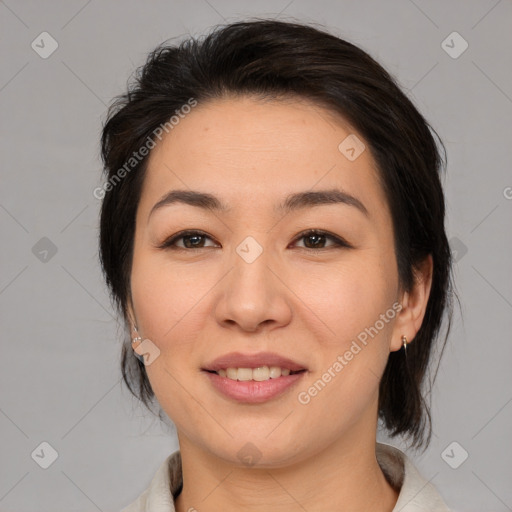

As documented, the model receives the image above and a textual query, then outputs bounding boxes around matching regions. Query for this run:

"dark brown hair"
[99,19,454,449]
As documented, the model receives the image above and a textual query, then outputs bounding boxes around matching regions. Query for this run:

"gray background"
[1,1,511,511]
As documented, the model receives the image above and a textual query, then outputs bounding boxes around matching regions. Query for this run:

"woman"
[99,19,454,512]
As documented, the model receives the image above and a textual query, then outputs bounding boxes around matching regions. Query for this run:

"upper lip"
[202,351,307,372]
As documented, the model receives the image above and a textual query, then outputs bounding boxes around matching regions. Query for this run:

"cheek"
[297,252,398,402]
[301,254,398,344]
[130,249,204,340]
[130,253,209,425]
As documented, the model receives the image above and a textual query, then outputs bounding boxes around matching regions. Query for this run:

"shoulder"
[120,450,181,512]
[376,442,452,512]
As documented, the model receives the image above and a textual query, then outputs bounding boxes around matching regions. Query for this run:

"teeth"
[269,366,281,379]
[216,366,295,381]
[226,368,238,380]
[253,366,269,381]
[237,368,253,381]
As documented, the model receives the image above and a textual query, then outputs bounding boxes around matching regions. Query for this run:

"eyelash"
[157,229,352,251]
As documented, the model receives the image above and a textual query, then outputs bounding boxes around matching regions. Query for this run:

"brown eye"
[303,232,327,249]
[158,230,218,250]
[181,233,207,248]
[158,229,351,251]
[292,230,351,250]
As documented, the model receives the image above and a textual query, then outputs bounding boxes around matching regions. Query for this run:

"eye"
[158,229,351,251]
[158,230,218,250]
[291,229,352,250]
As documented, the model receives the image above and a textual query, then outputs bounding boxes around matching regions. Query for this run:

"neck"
[174,427,398,512]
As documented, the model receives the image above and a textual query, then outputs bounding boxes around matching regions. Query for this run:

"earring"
[131,325,145,363]
[401,335,408,353]
[132,325,142,345]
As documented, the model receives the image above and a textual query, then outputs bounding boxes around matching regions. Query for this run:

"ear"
[390,254,433,352]
[125,293,137,329]
[125,296,142,350]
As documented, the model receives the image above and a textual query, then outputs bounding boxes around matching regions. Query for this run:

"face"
[129,95,409,467]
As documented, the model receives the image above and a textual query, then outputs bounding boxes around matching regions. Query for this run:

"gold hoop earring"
[401,335,408,353]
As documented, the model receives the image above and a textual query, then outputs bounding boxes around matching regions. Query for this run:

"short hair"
[99,19,455,449]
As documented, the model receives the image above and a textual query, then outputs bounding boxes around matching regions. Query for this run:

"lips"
[202,351,307,373]
[201,351,308,403]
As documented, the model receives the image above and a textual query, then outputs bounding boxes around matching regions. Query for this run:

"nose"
[214,244,293,333]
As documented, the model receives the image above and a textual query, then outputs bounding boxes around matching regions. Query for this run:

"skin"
[127,95,433,512]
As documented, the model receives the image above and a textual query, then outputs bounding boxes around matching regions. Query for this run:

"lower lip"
[203,370,306,403]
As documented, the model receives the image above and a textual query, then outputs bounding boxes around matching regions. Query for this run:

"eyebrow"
[148,188,369,220]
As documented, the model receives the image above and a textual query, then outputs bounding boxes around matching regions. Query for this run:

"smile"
[209,366,305,381]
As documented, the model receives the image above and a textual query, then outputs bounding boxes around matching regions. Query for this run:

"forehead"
[139,95,389,220]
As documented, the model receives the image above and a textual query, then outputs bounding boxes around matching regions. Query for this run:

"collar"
[121,442,450,511]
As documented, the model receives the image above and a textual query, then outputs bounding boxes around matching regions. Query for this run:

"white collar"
[121,442,451,511]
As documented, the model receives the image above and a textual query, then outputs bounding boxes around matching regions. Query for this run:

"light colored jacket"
[121,442,451,511]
